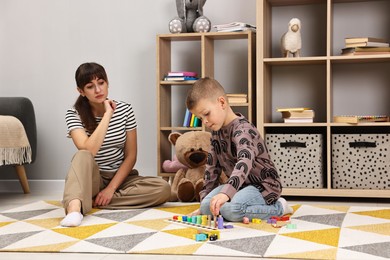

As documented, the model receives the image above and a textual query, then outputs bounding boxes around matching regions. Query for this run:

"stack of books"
[333,115,389,124]
[164,71,198,81]
[226,93,247,104]
[341,37,390,55]
[213,22,256,32]
[277,107,315,123]
[183,109,202,127]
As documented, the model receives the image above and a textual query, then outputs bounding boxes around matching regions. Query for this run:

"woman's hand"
[210,193,229,216]
[93,187,115,207]
[104,99,116,115]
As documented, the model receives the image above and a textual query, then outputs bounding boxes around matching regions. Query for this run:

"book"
[345,37,388,44]
[276,107,311,112]
[164,76,198,81]
[226,93,247,97]
[345,42,389,48]
[193,116,201,127]
[284,118,314,123]
[183,109,192,127]
[227,93,247,103]
[168,71,198,77]
[213,22,256,32]
[281,109,315,119]
[354,47,390,52]
[228,97,247,103]
[189,113,196,127]
[333,115,389,124]
[341,46,390,56]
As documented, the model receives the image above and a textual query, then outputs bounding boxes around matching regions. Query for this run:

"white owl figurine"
[281,18,302,57]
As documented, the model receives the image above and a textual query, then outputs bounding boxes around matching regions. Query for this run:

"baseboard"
[0,180,64,193]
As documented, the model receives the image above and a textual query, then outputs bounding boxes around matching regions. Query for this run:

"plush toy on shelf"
[168,131,227,202]
[169,0,211,33]
[281,18,302,57]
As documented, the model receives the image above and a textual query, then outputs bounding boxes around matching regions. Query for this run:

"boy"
[186,77,292,221]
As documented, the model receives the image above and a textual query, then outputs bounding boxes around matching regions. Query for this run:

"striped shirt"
[65,100,137,171]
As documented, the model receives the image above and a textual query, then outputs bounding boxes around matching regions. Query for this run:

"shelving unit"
[157,31,256,180]
[256,0,390,198]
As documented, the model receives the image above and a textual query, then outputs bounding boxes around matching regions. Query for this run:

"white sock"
[278,197,293,215]
[60,212,83,227]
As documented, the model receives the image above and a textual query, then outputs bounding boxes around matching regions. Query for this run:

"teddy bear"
[168,131,227,202]
[169,0,211,33]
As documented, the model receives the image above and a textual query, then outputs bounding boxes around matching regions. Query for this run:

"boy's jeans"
[200,185,284,221]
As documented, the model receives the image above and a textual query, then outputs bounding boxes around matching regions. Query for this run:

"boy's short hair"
[186,77,226,110]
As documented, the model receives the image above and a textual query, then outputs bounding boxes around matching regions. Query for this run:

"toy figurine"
[169,0,211,33]
[281,18,302,57]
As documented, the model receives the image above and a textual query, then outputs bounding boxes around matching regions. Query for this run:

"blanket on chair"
[0,115,32,166]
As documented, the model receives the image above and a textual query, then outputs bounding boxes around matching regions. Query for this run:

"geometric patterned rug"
[0,200,389,259]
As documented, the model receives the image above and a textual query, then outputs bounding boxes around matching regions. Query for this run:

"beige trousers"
[62,150,171,214]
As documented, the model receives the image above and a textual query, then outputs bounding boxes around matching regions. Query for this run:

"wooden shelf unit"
[256,0,390,198]
[157,31,256,180]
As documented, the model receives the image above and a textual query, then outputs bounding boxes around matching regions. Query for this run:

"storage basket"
[265,134,324,188]
[332,134,390,189]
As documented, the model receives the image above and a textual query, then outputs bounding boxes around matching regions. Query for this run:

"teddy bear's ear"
[168,132,182,145]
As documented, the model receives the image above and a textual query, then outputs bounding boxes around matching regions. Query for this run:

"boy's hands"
[210,193,229,215]
[189,208,201,216]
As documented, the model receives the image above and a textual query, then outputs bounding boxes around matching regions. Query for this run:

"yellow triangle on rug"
[282,228,341,247]
[52,223,116,240]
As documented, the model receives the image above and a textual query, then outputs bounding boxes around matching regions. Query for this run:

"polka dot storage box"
[265,134,324,188]
[332,133,390,189]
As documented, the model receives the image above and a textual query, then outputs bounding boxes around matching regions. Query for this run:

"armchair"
[0,97,37,193]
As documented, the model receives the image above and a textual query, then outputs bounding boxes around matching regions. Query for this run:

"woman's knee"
[160,180,171,202]
[149,177,171,203]
[72,150,94,164]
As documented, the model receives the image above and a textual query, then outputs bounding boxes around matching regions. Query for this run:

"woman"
[61,62,170,227]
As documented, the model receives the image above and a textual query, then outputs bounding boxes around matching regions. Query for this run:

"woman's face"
[78,77,108,104]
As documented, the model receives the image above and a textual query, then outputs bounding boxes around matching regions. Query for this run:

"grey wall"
[0,0,256,186]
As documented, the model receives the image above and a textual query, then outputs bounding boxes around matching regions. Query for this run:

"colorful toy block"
[286,223,297,229]
[194,233,208,242]
[252,218,261,224]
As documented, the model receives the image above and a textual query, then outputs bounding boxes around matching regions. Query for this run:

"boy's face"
[190,96,227,131]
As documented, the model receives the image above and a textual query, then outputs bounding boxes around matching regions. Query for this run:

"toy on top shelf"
[169,0,211,33]
[281,18,302,57]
